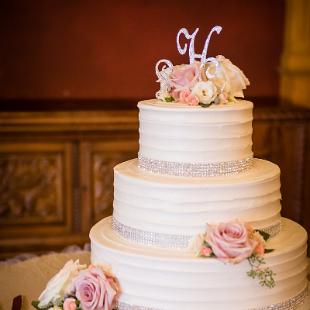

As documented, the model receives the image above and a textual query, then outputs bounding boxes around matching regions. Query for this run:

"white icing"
[90,218,308,310]
[138,99,253,163]
[113,158,281,236]
[89,97,309,310]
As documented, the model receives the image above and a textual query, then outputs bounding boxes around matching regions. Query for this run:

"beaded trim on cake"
[250,285,309,310]
[112,217,191,249]
[262,220,282,238]
[112,217,282,249]
[116,285,308,310]
[138,155,253,177]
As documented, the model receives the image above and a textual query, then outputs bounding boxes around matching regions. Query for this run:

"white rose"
[191,81,217,104]
[188,233,204,255]
[38,259,86,308]
[205,55,250,98]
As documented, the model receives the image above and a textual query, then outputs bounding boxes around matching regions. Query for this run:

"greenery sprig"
[164,96,174,102]
[246,229,276,288]
[247,254,276,288]
[32,297,82,310]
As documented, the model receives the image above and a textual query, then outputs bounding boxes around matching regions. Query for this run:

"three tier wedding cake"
[90,26,309,310]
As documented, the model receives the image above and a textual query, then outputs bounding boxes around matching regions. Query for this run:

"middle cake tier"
[112,158,282,249]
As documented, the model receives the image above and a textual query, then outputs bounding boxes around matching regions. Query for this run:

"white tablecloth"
[0,251,90,310]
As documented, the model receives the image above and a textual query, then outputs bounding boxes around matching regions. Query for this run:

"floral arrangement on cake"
[32,260,119,310]
[155,26,250,107]
[190,220,276,288]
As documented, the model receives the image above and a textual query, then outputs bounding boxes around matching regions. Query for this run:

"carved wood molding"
[0,110,138,133]
[0,142,73,240]
[0,154,63,224]
[93,152,135,222]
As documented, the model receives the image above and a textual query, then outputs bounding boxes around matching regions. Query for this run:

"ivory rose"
[71,265,118,310]
[191,81,217,105]
[38,260,86,308]
[63,297,77,310]
[205,55,250,98]
[205,221,257,264]
[189,233,205,254]
[170,62,200,91]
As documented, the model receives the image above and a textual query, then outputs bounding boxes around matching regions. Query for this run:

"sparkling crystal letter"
[155,59,173,83]
[177,28,199,64]
[200,26,222,66]
[176,26,222,66]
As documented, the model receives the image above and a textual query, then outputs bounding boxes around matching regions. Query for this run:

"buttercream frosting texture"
[138,99,253,164]
[90,98,309,310]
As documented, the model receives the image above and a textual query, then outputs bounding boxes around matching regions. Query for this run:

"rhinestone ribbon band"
[112,217,282,249]
[138,156,254,177]
[116,285,308,310]
[112,217,191,249]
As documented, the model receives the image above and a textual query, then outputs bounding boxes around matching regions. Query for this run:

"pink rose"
[71,266,119,310]
[63,297,77,310]
[218,92,228,104]
[252,231,266,256]
[200,246,213,257]
[177,89,199,105]
[170,62,200,91]
[205,221,257,264]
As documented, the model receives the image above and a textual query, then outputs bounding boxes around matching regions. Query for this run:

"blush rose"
[178,89,199,105]
[252,231,266,255]
[63,297,77,310]
[200,246,213,257]
[205,221,258,264]
[71,266,118,310]
[170,62,200,91]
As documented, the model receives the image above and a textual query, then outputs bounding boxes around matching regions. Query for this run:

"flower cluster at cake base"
[190,220,276,288]
[156,56,250,107]
[32,260,119,310]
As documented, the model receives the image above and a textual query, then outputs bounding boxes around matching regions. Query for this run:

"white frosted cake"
[90,26,309,310]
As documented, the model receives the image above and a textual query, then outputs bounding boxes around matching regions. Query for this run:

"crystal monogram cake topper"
[155,25,250,107]
[156,26,222,79]
[176,26,222,66]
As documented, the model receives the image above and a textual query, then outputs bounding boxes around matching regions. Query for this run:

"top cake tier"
[138,99,253,176]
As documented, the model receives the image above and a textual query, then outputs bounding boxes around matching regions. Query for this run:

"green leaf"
[199,102,213,108]
[164,96,174,102]
[255,229,271,241]
[264,248,274,253]
[247,256,276,288]
[31,301,41,309]
[31,300,51,310]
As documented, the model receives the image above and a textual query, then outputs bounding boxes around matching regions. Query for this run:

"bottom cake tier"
[90,217,309,310]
